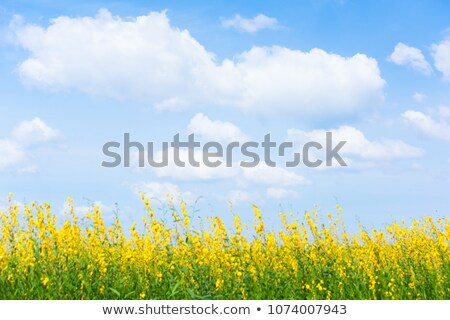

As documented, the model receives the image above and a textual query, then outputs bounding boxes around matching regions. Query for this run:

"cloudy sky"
[1,0,449,229]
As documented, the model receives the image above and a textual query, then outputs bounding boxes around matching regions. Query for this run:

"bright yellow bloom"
[0,195,448,300]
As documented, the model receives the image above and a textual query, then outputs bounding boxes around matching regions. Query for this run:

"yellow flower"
[41,276,49,286]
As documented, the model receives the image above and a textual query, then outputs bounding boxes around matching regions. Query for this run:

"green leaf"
[108,287,121,298]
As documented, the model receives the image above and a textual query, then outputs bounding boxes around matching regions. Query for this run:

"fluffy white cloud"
[288,126,423,161]
[11,117,60,145]
[131,182,195,202]
[403,110,450,140]
[13,9,385,117]
[137,115,309,185]
[13,9,214,106]
[221,14,278,33]
[187,113,249,143]
[220,47,385,115]
[431,39,450,80]
[266,187,299,199]
[0,117,60,172]
[131,114,241,180]
[389,43,432,75]
[146,147,309,187]
[135,147,309,187]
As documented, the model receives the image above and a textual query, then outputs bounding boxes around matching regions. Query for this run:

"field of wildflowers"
[0,194,449,300]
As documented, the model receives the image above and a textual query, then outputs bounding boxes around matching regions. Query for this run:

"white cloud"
[288,126,423,161]
[14,9,214,104]
[150,151,310,186]
[403,110,450,140]
[134,146,309,187]
[221,47,385,115]
[0,139,26,170]
[187,113,249,143]
[413,92,426,103]
[140,115,308,185]
[148,147,238,181]
[221,14,278,33]
[389,43,432,75]
[11,117,61,145]
[432,39,450,80]
[242,164,309,186]
[132,115,241,181]
[0,118,60,172]
[131,182,195,202]
[13,9,385,117]
[266,187,299,199]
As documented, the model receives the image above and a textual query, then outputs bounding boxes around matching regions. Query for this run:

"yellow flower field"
[0,194,449,300]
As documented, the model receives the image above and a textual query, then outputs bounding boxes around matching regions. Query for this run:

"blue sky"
[1,0,450,230]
